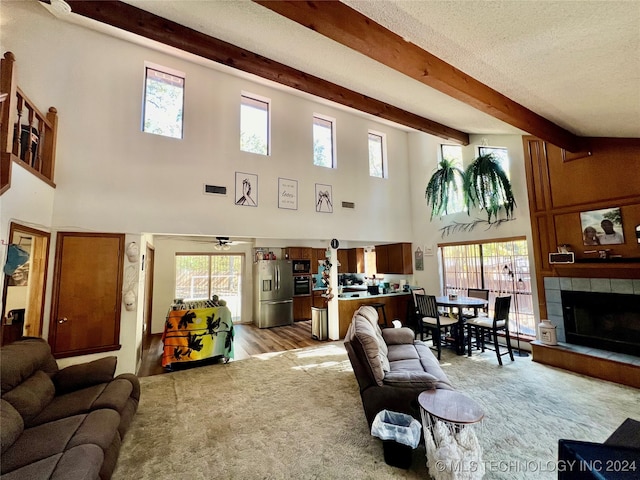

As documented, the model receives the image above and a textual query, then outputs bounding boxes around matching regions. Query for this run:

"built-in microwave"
[293,275,312,296]
[292,259,311,274]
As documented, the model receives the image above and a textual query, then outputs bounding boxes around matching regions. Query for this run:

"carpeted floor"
[113,342,639,479]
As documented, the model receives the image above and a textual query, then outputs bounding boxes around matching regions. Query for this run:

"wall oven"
[293,275,312,296]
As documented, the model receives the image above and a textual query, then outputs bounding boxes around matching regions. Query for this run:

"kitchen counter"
[337,291,409,300]
[337,292,412,338]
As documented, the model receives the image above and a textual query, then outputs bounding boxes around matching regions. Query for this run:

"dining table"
[435,295,489,355]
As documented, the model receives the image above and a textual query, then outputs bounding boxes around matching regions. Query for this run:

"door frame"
[1,222,50,340]
[142,242,155,351]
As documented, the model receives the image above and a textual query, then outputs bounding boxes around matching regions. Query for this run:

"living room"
[1,2,639,478]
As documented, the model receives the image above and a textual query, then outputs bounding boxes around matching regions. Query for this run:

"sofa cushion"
[357,306,388,356]
[1,409,118,475]
[348,315,387,385]
[2,370,55,424]
[1,338,58,396]
[0,399,23,454]
[1,445,103,480]
[54,356,117,395]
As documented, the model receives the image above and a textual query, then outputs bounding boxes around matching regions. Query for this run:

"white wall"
[2,1,537,369]
[408,133,539,320]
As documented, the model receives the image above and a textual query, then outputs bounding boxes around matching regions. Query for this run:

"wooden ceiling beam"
[63,0,469,145]
[255,0,585,153]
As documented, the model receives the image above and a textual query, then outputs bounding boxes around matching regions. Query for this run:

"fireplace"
[561,290,640,357]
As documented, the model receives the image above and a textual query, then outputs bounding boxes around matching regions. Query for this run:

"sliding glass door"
[441,238,534,336]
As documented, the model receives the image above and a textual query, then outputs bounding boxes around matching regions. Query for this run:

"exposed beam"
[255,0,585,153]
[63,0,469,145]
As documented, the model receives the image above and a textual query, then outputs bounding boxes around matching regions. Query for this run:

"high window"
[440,144,465,214]
[479,146,509,177]
[440,238,534,336]
[142,64,184,139]
[368,130,386,178]
[240,93,270,155]
[175,254,243,322]
[313,114,335,168]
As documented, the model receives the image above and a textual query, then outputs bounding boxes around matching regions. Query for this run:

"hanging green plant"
[463,153,516,223]
[425,158,465,220]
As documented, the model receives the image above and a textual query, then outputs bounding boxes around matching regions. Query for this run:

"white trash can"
[311,307,328,340]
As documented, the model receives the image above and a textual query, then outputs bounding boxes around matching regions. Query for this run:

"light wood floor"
[138,320,322,377]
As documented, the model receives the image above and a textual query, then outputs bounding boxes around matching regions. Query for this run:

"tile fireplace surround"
[537,277,640,388]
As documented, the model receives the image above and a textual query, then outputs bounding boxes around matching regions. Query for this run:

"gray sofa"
[344,306,454,426]
[1,338,140,480]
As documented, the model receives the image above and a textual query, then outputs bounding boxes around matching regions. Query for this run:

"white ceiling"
[68,0,640,138]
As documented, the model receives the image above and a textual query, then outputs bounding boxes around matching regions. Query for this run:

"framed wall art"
[235,172,258,207]
[579,206,624,246]
[278,177,298,210]
[315,183,333,213]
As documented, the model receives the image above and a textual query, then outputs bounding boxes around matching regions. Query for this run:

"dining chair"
[415,293,458,360]
[464,288,490,319]
[408,287,426,338]
[465,295,514,365]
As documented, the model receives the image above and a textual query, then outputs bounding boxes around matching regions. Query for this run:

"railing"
[1,51,58,194]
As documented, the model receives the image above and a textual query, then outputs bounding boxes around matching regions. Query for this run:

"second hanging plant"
[463,153,516,223]
[425,158,465,220]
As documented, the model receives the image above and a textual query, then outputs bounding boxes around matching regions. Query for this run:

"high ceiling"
[56,0,640,147]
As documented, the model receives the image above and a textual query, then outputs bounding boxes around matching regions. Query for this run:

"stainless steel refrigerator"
[253,259,294,328]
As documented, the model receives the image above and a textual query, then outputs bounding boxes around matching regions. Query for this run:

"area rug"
[112,342,639,480]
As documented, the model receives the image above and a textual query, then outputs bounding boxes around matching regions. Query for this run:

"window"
[368,130,386,178]
[142,64,184,139]
[240,93,270,155]
[441,238,534,336]
[175,254,243,322]
[479,146,509,178]
[313,114,335,168]
[440,144,465,214]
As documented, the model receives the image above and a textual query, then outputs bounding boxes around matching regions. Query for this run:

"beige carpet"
[113,342,639,479]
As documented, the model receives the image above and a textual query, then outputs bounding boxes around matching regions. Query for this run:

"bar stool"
[368,302,388,328]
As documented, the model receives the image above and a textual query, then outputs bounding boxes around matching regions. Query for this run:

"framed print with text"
[278,178,298,210]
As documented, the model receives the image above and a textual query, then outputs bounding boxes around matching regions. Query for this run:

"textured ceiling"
[76,1,640,138]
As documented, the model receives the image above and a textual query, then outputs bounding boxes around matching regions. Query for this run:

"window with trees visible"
[313,114,335,168]
[175,254,243,322]
[142,64,184,139]
[368,130,386,178]
[440,238,534,336]
[441,144,466,214]
[240,94,270,155]
[479,146,509,178]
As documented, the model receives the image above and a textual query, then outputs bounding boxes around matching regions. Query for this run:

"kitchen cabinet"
[347,248,365,273]
[312,289,326,308]
[293,296,312,321]
[312,248,326,274]
[375,243,413,274]
[285,247,312,260]
[337,249,348,273]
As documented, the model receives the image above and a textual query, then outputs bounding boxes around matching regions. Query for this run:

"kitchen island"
[336,291,412,338]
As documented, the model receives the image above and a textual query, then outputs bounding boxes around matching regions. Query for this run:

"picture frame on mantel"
[579,207,624,246]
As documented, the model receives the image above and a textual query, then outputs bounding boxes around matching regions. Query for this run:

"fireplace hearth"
[561,290,640,357]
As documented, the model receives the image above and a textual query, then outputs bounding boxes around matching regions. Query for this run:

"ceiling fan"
[214,237,232,251]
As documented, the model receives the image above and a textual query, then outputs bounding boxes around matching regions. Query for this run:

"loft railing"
[1,51,58,194]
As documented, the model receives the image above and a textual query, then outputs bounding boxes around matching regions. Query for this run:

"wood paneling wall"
[523,136,640,318]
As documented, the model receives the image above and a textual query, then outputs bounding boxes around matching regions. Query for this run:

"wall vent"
[341,201,355,209]
[203,184,227,196]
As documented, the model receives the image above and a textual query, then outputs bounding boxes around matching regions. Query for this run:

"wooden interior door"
[49,233,124,358]
[142,244,154,350]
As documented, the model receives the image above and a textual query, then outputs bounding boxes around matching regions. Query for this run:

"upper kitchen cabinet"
[312,248,326,273]
[337,249,349,273]
[285,247,312,260]
[347,248,365,274]
[375,243,413,274]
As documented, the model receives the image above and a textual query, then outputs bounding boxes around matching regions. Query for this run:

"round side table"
[418,390,485,478]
